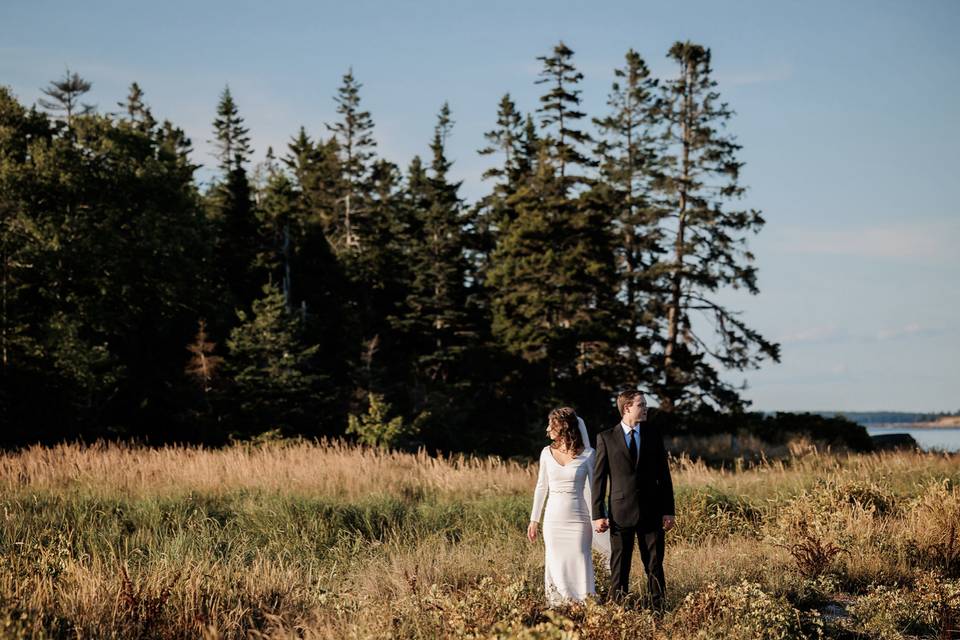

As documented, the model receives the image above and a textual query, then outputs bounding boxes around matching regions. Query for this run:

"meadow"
[1,439,958,639]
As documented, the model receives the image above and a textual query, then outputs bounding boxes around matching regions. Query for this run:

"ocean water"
[866,426,960,452]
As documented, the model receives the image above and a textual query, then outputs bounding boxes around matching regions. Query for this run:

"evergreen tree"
[256,158,299,308]
[651,41,780,412]
[207,86,261,314]
[520,113,541,175]
[224,281,325,436]
[401,103,474,391]
[264,137,350,432]
[38,68,95,126]
[535,42,594,187]
[346,392,425,450]
[326,68,376,251]
[473,94,531,280]
[478,93,527,189]
[487,147,617,397]
[118,82,156,131]
[157,119,198,175]
[593,49,666,388]
[283,127,342,236]
[210,86,252,173]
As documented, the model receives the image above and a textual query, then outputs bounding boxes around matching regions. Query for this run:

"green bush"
[670,580,821,640]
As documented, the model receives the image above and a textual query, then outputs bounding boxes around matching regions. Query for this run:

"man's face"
[626,395,648,423]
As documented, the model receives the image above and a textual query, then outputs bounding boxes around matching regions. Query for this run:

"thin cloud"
[874,323,946,342]
[718,63,793,87]
[781,322,949,346]
[776,223,957,262]
[779,325,847,345]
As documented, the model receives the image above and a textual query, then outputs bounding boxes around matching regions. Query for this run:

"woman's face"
[546,420,558,441]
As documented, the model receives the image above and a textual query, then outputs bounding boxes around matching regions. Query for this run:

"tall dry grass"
[1,439,958,639]
[1,438,534,499]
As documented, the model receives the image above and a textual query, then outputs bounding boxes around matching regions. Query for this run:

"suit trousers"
[609,523,665,607]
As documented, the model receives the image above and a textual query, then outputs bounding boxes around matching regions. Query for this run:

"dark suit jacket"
[591,421,675,530]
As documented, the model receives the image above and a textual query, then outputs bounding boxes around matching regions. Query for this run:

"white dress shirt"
[620,420,641,460]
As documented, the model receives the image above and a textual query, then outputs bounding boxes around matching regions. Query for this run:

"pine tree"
[326,68,376,250]
[210,86,252,173]
[487,153,561,371]
[520,113,541,175]
[38,68,95,126]
[346,392,425,450]
[256,160,299,309]
[593,49,666,387]
[535,42,594,187]
[651,41,781,412]
[483,44,621,428]
[400,103,474,392]
[207,86,260,313]
[157,119,198,175]
[224,281,324,436]
[283,127,342,235]
[478,93,527,188]
[272,133,350,433]
[118,82,156,131]
[473,95,531,280]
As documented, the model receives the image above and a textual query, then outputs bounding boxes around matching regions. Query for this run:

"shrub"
[346,393,427,450]
[669,580,821,640]
[846,574,960,640]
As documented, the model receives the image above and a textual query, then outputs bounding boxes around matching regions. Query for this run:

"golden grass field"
[2,439,959,639]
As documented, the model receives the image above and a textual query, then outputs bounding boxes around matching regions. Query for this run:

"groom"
[592,389,675,609]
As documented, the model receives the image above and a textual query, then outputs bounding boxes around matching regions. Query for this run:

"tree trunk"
[661,58,692,413]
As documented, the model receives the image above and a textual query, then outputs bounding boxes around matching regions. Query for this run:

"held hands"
[663,515,676,532]
[593,518,609,533]
[527,521,539,542]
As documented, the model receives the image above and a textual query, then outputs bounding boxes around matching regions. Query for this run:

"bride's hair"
[547,407,583,453]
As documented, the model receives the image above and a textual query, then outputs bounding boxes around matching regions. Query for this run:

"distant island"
[806,411,960,428]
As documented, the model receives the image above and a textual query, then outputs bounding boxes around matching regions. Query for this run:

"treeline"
[0,40,780,453]
[819,411,960,425]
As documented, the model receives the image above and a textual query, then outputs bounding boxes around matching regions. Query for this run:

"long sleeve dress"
[530,445,597,605]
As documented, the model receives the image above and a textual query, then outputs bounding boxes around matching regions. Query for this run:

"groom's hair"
[617,389,644,417]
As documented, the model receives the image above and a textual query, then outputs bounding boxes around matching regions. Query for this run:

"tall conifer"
[651,41,780,411]
[39,68,95,126]
[593,49,665,387]
[326,68,376,251]
[208,86,260,313]
[535,42,594,187]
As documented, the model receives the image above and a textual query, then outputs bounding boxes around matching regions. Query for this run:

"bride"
[527,407,611,605]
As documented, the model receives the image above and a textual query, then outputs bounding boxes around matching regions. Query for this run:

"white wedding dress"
[530,417,611,606]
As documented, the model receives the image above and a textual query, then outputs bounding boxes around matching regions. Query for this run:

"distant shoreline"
[867,418,960,430]
[802,412,960,430]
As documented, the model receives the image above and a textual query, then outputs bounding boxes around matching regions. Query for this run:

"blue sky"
[2,0,958,412]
